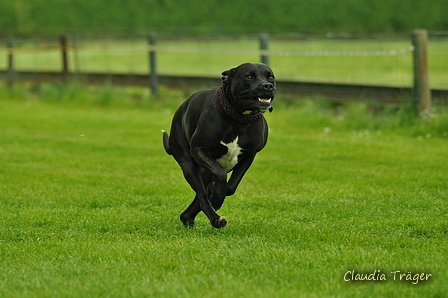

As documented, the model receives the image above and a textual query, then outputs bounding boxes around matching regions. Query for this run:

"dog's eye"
[245,75,253,80]
[268,76,275,81]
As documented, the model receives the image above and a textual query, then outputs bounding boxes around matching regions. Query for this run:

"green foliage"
[4,81,187,108]
[1,0,448,36]
[1,83,448,297]
[3,81,448,136]
[274,97,448,138]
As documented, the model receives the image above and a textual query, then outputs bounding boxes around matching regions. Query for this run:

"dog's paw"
[212,216,227,229]
[180,214,195,228]
[183,221,195,228]
[207,182,226,211]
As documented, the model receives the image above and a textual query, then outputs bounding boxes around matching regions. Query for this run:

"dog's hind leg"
[180,196,200,227]
[180,171,225,227]
[180,194,227,229]
[175,159,226,229]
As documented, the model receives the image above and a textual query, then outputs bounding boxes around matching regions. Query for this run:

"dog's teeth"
[258,98,271,102]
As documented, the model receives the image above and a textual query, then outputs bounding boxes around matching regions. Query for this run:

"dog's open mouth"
[238,94,274,112]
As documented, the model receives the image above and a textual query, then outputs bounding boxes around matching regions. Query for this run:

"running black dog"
[163,63,276,228]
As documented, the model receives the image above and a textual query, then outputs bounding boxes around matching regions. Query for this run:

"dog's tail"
[162,130,172,155]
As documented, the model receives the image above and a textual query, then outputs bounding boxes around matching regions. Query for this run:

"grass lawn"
[0,83,447,297]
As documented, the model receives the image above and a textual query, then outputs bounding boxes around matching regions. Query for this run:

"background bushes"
[1,0,448,36]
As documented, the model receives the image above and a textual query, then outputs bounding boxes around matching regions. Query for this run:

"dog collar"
[218,86,264,123]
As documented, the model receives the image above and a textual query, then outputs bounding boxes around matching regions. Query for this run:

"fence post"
[59,35,69,80]
[148,34,158,98]
[7,40,14,88]
[260,33,269,65]
[71,32,80,76]
[411,29,431,114]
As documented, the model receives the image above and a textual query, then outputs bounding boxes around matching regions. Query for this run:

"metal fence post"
[59,35,69,80]
[148,34,158,98]
[411,29,431,114]
[7,40,14,88]
[260,34,269,65]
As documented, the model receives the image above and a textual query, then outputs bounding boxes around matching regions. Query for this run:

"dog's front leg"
[226,154,256,197]
[190,147,228,227]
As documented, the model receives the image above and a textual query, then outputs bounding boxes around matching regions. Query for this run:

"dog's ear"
[221,68,235,85]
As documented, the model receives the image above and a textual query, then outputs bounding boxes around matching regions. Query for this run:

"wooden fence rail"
[2,30,446,108]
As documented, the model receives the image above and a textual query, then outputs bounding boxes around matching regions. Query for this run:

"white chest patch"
[217,136,243,172]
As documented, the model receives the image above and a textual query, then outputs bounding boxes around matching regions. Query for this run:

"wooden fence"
[2,30,447,110]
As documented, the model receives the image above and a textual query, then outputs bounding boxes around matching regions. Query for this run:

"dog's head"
[221,63,276,113]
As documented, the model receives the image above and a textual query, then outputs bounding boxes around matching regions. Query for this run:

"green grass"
[1,82,448,297]
[2,37,448,88]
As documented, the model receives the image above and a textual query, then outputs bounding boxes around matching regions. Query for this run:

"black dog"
[162,63,276,228]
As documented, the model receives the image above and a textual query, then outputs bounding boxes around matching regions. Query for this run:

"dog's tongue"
[258,98,271,103]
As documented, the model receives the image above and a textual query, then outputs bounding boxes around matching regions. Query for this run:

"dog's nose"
[263,82,274,91]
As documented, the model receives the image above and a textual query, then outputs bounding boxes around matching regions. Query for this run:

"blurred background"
[1,0,447,102]
[1,0,447,36]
